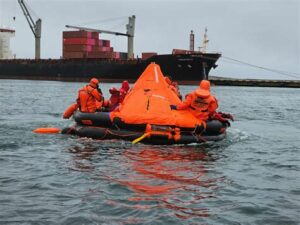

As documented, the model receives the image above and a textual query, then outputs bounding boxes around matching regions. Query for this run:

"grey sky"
[0,0,299,80]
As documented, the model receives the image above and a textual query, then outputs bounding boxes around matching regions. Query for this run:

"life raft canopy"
[110,62,204,128]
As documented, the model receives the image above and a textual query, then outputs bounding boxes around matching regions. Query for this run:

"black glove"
[170,105,177,110]
[219,112,234,121]
[224,120,231,127]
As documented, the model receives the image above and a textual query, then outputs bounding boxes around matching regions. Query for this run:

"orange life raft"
[62,63,229,144]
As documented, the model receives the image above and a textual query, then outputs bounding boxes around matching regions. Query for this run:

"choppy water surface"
[0,80,299,225]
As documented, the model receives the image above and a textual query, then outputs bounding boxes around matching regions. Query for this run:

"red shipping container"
[63,38,96,45]
[114,52,120,59]
[63,31,100,39]
[63,31,92,38]
[87,51,114,59]
[97,40,103,46]
[63,44,92,52]
[142,52,157,60]
[103,40,110,47]
[92,46,113,52]
[172,49,194,55]
[91,32,99,39]
[98,39,110,47]
[63,51,86,59]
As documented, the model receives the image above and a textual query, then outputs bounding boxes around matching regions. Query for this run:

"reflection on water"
[67,141,99,172]
[103,146,221,219]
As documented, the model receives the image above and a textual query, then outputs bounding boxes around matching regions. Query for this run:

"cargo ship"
[0,12,221,83]
[0,53,221,83]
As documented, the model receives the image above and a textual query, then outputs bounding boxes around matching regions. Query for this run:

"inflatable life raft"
[62,63,231,145]
[62,111,228,145]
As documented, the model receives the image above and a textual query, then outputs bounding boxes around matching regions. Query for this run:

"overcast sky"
[0,0,299,80]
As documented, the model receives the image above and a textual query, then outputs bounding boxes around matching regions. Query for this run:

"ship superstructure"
[0,28,15,59]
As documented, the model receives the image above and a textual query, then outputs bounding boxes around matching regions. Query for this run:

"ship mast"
[127,15,135,59]
[18,0,42,59]
[200,27,209,53]
[189,30,194,51]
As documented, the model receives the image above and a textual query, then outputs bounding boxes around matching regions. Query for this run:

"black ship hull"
[0,53,221,83]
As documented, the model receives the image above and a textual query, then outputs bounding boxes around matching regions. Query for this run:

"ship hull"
[0,53,221,83]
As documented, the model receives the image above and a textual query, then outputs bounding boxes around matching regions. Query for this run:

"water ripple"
[0,81,299,224]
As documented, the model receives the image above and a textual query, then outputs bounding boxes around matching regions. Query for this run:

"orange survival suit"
[172,80,218,121]
[165,76,182,99]
[106,87,121,111]
[119,80,130,103]
[77,78,104,113]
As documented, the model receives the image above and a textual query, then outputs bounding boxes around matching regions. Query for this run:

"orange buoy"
[33,127,61,134]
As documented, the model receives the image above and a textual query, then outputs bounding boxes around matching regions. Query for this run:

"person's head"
[89,78,99,88]
[164,76,172,85]
[121,80,130,92]
[171,81,178,87]
[199,80,210,91]
[195,80,210,98]
[109,87,120,95]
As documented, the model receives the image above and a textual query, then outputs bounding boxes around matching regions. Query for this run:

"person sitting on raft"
[104,81,131,112]
[165,76,182,100]
[170,80,218,121]
[119,80,130,103]
[77,78,105,113]
[105,87,121,112]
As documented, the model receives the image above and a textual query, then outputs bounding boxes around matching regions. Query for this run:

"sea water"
[0,79,299,225]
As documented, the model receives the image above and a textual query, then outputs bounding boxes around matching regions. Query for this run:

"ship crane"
[18,0,42,59]
[66,15,135,59]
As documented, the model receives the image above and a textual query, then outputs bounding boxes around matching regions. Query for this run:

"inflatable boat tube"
[64,111,228,144]
[62,124,226,145]
[73,111,227,135]
[73,111,113,127]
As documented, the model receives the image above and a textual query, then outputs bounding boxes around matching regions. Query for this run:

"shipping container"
[87,51,114,59]
[63,45,92,52]
[97,39,111,47]
[92,46,113,52]
[142,52,157,60]
[114,52,120,59]
[63,38,96,45]
[102,40,110,47]
[172,49,194,55]
[63,31,99,39]
[63,51,86,59]
[119,52,128,60]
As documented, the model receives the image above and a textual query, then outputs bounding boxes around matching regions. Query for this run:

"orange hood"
[111,63,203,128]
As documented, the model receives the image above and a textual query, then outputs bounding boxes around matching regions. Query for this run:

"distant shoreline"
[0,75,299,88]
[209,77,300,88]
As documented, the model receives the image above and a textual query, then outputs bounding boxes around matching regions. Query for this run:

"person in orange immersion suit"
[77,78,105,113]
[170,80,234,126]
[106,87,121,112]
[105,81,130,112]
[170,80,218,120]
[165,76,182,100]
[119,80,130,103]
